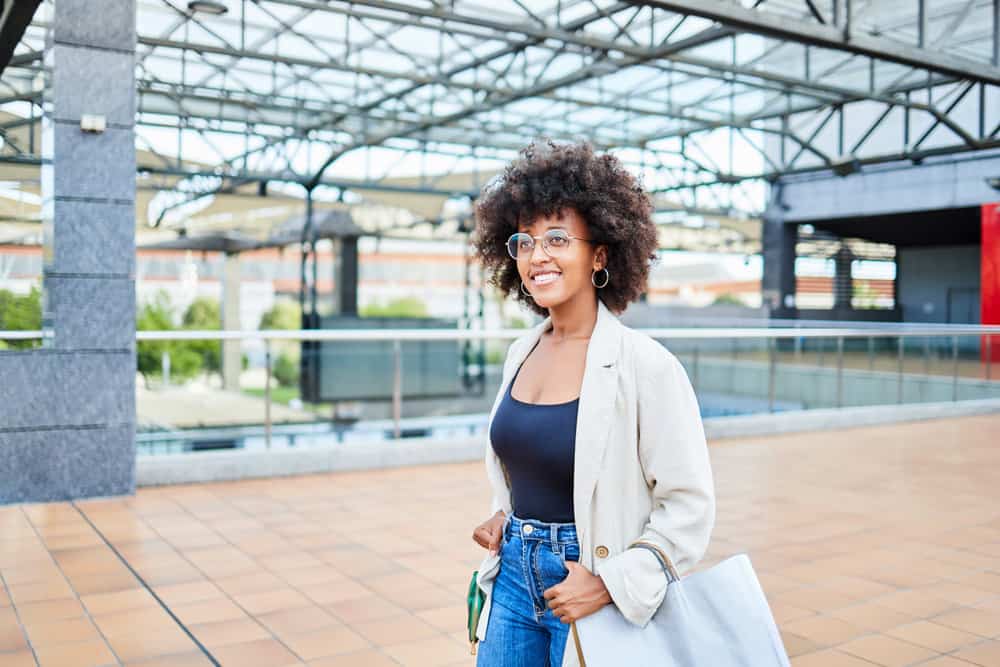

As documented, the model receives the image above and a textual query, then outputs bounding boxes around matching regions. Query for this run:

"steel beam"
[638,0,1000,86]
[0,1,42,75]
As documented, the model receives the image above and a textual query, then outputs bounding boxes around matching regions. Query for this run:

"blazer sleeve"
[594,347,716,628]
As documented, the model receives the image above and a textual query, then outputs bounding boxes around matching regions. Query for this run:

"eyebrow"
[517,223,568,232]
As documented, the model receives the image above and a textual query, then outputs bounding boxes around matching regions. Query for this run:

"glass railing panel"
[68,324,1000,458]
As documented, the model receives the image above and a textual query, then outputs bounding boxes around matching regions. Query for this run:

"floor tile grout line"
[0,568,41,666]
[160,483,416,665]
[15,505,124,666]
[780,607,1000,646]
[216,483,454,664]
[70,501,221,667]
[841,629,993,666]
[780,595,1000,664]
[760,561,1000,660]
[904,637,999,666]
[118,489,339,663]
[206,490,415,666]
[757,538,1000,609]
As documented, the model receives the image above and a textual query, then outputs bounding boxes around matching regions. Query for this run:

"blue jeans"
[477,513,581,667]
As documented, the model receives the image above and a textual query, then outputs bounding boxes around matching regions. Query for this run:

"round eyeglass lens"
[506,229,576,259]
[543,230,571,254]
[507,233,532,259]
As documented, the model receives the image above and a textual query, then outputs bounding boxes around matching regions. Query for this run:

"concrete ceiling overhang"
[808,206,982,248]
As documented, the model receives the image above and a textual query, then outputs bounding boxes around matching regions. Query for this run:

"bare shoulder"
[502,331,532,369]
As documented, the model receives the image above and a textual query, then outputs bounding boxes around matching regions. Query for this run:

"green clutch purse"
[467,570,486,654]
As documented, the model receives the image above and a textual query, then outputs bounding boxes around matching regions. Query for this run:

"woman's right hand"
[472,510,507,557]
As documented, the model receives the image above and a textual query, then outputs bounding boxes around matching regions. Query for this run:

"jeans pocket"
[561,543,580,569]
[499,533,518,561]
[537,545,574,587]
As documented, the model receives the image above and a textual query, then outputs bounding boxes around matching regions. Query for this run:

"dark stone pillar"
[0,0,136,503]
[338,236,359,316]
[761,185,798,319]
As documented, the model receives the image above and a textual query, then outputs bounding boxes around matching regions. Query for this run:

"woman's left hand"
[542,562,613,623]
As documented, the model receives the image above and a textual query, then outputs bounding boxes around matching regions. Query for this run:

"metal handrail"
[6,324,1000,342]
[129,324,1000,339]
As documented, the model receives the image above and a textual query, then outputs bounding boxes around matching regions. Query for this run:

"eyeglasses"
[506,229,596,260]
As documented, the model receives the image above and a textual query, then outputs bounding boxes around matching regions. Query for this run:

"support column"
[983,203,1000,362]
[339,236,359,316]
[222,252,242,390]
[0,0,137,503]
[833,242,855,311]
[330,238,342,315]
[761,187,798,319]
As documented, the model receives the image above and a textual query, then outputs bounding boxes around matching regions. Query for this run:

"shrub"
[136,291,203,385]
[182,297,222,374]
[272,352,299,387]
[360,297,428,318]
[0,286,42,350]
[711,293,744,306]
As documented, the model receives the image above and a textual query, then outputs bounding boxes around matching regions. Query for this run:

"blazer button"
[595,545,609,558]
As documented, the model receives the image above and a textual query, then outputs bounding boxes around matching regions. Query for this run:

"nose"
[529,237,549,262]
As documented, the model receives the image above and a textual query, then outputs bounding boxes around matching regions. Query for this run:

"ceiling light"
[187,1,228,15]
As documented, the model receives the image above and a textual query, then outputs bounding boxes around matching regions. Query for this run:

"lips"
[531,271,561,286]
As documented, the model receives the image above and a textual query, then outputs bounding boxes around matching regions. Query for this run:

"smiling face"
[515,208,606,310]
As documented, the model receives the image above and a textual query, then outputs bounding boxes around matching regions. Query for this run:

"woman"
[470,140,716,667]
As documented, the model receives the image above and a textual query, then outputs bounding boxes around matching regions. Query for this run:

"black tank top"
[489,340,578,523]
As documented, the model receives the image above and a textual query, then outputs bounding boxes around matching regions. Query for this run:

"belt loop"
[550,524,559,552]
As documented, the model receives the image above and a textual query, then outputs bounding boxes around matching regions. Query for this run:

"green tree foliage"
[259,299,301,330]
[136,291,175,383]
[259,299,301,387]
[852,281,880,309]
[360,296,428,318]
[136,291,203,385]
[0,286,42,350]
[272,352,298,387]
[711,293,744,306]
[182,297,222,373]
[167,345,204,382]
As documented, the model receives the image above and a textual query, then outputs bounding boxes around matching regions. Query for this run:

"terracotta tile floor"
[2,413,999,666]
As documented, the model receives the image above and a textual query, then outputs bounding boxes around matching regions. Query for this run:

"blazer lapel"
[573,299,621,547]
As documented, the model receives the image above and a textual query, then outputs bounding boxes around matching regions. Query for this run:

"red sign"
[983,203,1000,363]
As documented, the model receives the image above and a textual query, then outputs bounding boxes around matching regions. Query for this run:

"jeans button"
[522,524,534,535]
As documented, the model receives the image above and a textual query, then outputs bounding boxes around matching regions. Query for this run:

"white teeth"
[532,272,560,285]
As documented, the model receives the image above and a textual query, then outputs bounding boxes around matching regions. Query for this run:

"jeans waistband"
[504,513,578,544]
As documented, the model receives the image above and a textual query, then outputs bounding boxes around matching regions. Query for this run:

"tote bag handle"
[627,540,680,584]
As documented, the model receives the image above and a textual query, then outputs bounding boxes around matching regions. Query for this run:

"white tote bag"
[572,542,790,667]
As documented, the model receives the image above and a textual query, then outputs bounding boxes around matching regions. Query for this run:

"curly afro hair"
[473,139,659,317]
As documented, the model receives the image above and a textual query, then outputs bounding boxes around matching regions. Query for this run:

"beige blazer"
[474,298,716,666]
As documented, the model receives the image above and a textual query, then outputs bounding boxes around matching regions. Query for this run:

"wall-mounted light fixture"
[80,114,106,133]
[187,1,228,15]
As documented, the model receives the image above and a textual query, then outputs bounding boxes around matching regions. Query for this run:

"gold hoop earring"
[592,267,609,288]
[520,281,534,299]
